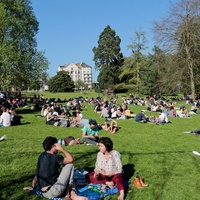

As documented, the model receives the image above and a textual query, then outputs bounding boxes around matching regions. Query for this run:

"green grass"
[0,92,200,200]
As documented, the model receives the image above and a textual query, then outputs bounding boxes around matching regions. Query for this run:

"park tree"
[146,46,168,95]
[153,0,200,100]
[93,25,124,91]
[0,0,49,91]
[48,71,75,92]
[74,80,88,91]
[117,30,148,96]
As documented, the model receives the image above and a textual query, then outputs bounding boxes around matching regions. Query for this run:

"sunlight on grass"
[0,92,200,200]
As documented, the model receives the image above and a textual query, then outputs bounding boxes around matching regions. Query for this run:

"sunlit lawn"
[0,91,200,200]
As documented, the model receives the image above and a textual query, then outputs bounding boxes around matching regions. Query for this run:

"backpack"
[64,136,75,146]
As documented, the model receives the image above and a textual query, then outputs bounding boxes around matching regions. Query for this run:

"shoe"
[183,131,192,134]
[192,151,200,156]
[133,177,144,188]
[0,135,7,141]
[139,176,148,187]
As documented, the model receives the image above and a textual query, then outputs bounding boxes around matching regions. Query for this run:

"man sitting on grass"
[82,119,99,145]
[135,110,148,123]
[24,136,87,200]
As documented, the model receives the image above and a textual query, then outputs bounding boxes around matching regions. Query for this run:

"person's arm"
[0,115,3,124]
[82,131,95,138]
[32,175,37,188]
[54,143,74,164]
[82,125,95,138]
[46,113,54,122]
[23,175,37,190]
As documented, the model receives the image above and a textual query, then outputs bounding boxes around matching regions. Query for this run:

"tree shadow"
[12,122,31,126]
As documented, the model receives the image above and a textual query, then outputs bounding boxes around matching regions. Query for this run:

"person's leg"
[88,172,107,184]
[43,163,74,198]
[111,174,124,200]
[70,190,88,200]
[82,138,97,145]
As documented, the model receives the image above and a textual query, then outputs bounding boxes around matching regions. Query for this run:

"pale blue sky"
[31,0,178,82]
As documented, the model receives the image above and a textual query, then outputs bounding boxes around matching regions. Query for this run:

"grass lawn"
[0,92,200,200]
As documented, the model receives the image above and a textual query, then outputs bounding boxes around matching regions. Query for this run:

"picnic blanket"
[31,183,118,200]
[27,169,129,200]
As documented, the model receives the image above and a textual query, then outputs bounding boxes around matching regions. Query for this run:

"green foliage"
[0,0,49,91]
[153,0,200,100]
[117,30,148,96]
[93,25,124,91]
[74,80,88,91]
[48,71,75,92]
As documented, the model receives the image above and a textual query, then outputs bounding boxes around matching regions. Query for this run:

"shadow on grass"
[17,108,40,115]
[12,122,31,126]
[0,174,34,190]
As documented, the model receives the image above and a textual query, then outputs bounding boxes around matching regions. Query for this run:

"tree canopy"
[48,71,75,92]
[0,0,49,91]
[153,0,200,100]
[93,25,124,91]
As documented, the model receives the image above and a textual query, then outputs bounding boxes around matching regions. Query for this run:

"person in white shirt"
[0,107,11,127]
[157,111,168,123]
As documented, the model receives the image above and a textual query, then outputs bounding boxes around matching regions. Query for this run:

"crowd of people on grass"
[2,91,200,199]
[35,94,200,133]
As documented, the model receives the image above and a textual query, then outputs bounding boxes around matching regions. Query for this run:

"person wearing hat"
[135,110,148,123]
[82,119,99,145]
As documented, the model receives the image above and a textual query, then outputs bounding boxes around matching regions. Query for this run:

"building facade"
[58,62,93,89]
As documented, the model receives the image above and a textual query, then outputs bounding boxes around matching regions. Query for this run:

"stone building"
[58,62,92,89]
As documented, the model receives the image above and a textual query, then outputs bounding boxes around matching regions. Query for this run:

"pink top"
[95,150,123,174]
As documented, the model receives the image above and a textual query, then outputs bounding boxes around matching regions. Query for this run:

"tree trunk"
[189,63,196,101]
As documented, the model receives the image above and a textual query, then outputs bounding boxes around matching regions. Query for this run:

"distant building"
[58,62,93,89]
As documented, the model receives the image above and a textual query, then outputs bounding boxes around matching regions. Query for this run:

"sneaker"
[192,151,200,156]
[0,135,7,141]
[183,131,192,134]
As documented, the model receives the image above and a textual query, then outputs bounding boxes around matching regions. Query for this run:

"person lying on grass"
[23,136,87,200]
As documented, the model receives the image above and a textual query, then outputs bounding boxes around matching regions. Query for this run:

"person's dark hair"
[98,137,113,152]
[43,136,57,151]
[89,119,97,125]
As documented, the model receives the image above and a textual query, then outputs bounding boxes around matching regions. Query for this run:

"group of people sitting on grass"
[135,110,169,124]
[91,99,135,120]
[24,136,125,200]
[0,106,22,127]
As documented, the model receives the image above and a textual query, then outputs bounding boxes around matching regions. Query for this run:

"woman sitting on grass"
[88,137,124,200]
[45,107,59,126]
[99,119,119,134]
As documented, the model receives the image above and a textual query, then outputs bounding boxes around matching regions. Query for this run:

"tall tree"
[117,30,148,96]
[93,25,124,91]
[0,0,49,91]
[153,0,200,100]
